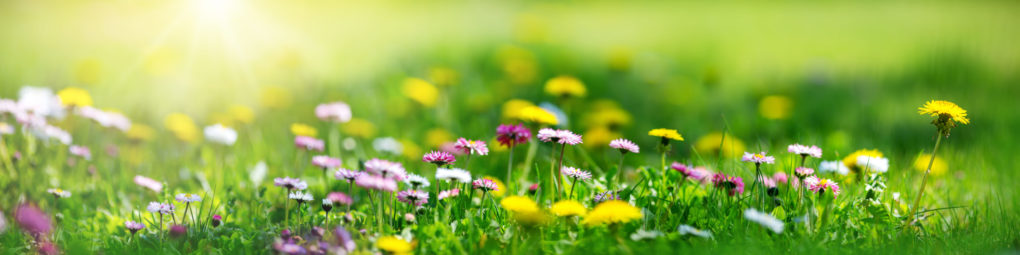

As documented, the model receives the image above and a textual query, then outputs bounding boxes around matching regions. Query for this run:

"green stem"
[905,134,943,228]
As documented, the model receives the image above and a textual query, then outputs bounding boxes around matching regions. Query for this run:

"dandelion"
[842,149,883,176]
[376,236,413,255]
[290,123,318,137]
[759,95,793,120]
[544,75,586,98]
[744,208,784,234]
[404,173,431,189]
[402,77,439,107]
[918,100,970,133]
[164,113,199,143]
[649,128,683,185]
[56,87,93,107]
[125,221,145,234]
[496,123,531,188]
[913,154,948,176]
[501,195,540,215]
[517,106,559,126]
[342,118,377,139]
[396,190,429,206]
[315,101,352,123]
[294,136,325,151]
[126,124,155,141]
[435,168,472,184]
[134,175,163,193]
[550,200,587,217]
[46,188,70,198]
[581,200,642,226]
[422,150,456,167]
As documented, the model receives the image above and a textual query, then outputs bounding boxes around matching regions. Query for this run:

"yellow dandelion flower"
[513,210,550,226]
[582,127,619,149]
[489,137,508,152]
[694,132,747,158]
[501,196,539,213]
[400,139,422,160]
[429,67,459,87]
[517,106,558,126]
[425,128,454,148]
[164,113,199,142]
[482,176,507,197]
[914,153,948,176]
[73,59,102,85]
[502,99,535,120]
[57,87,93,107]
[581,200,642,226]
[550,200,587,217]
[583,107,631,129]
[842,149,883,172]
[229,105,255,124]
[759,95,793,120]
[126,124,155,141]
[544,75,586,98]
[259,86,292,109]
[918,100,969,134]
[290,123,318,137]
[648,128,683,141]
[376,236,413,255]
[402,78,439,107]
[343,118,376,139]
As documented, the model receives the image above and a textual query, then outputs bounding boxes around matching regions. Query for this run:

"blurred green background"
[0,0,1017,202]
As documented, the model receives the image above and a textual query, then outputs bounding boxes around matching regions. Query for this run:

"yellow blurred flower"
[400,139,422,160]
[842,149,884,172]
[429,67,459,87]
[517,106,558,126]
[648,128,684,141]
[376,236,413,255]
[425,128,454,148]
[513,210,550,226]
[259,86,292,109]
[544,75,586,98]
[501,99,535,120]
[583,107,632,129]
[489,137,508,152]
[914,153,948,176]
[343,118,377,139]
[550,200,587,217]
[497,45,537,84]
[73,59,102,85]
[291,123,318,137]
[759,95,793,120]
[583,127,619,149]
[57,87,93,107]
[126,124,155,141]
[581,200,642,226]
[165,113,199,143]
[229,105,255,124]
[501,196,539,213]
[693,132,747,158]
[482,176,507,197]
[402,78,439,107]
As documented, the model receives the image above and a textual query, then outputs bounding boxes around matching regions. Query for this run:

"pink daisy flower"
[315,101,352,123]
[327,192,353,205]
[787,144,822,158]
[69,145,91,160]
[334,169,362,182]
[794,167,815,178]
[741,152,775,165]
[125,221,145,234]
[609,138,639,153]
[773,172,789,184]
[364,158,406,180]
[14,203,52,235]
[537,128,582,145]
[496,124,531,147]
[711,173,745,196]
[311,155,342,169]
[454,138,489,155]
[805,176,841,197]
[355,174,397,192]
[273,177,308,191]
[560,166,592,181]
[438,189,461,200]
[422,151,456,167]
[294,136,325,151]
[133,175,163,192]
[396,190,429,206]
[472,179,499,192]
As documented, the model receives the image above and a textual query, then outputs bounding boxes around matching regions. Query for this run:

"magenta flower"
[133,175,163,193]
[364,158,406,180]
[711,174,745,196]
[496,124,531,147]
[787,144,822,158]
[327,192,353,205]
[69,145,91,160]
[671,162,692,176]
[794,167,815,178]
[472,179,499,192]
[687,166,714,183]
[294,136,325,151]
[396,190,429,206]
[334,169,362,183]
[125,221,145,234]
[438,189,461,200]
[804,176,841,197]
[773,172,789,184]
[422,151,456,167]
[454,138,489,156]
[14,203,52,235]
[273,177,308,191]
[355,174,397,192]
[609,138,639,153]
[334,227,356,252]
[560,166,592,181]
[169,224,187,238]
[311,155,342,169]
[212,215,222,227]
[741,152,776,165]
[315,101,352,123]
[537,128,582,145]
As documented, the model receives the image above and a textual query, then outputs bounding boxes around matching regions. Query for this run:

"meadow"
[1,0,1019,254]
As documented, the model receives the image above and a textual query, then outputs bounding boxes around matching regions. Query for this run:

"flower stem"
[506,140,514,194]
[616,152,626,190]
[905,133,943,228]
[555,143,567,200]
[568,177,578,199]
